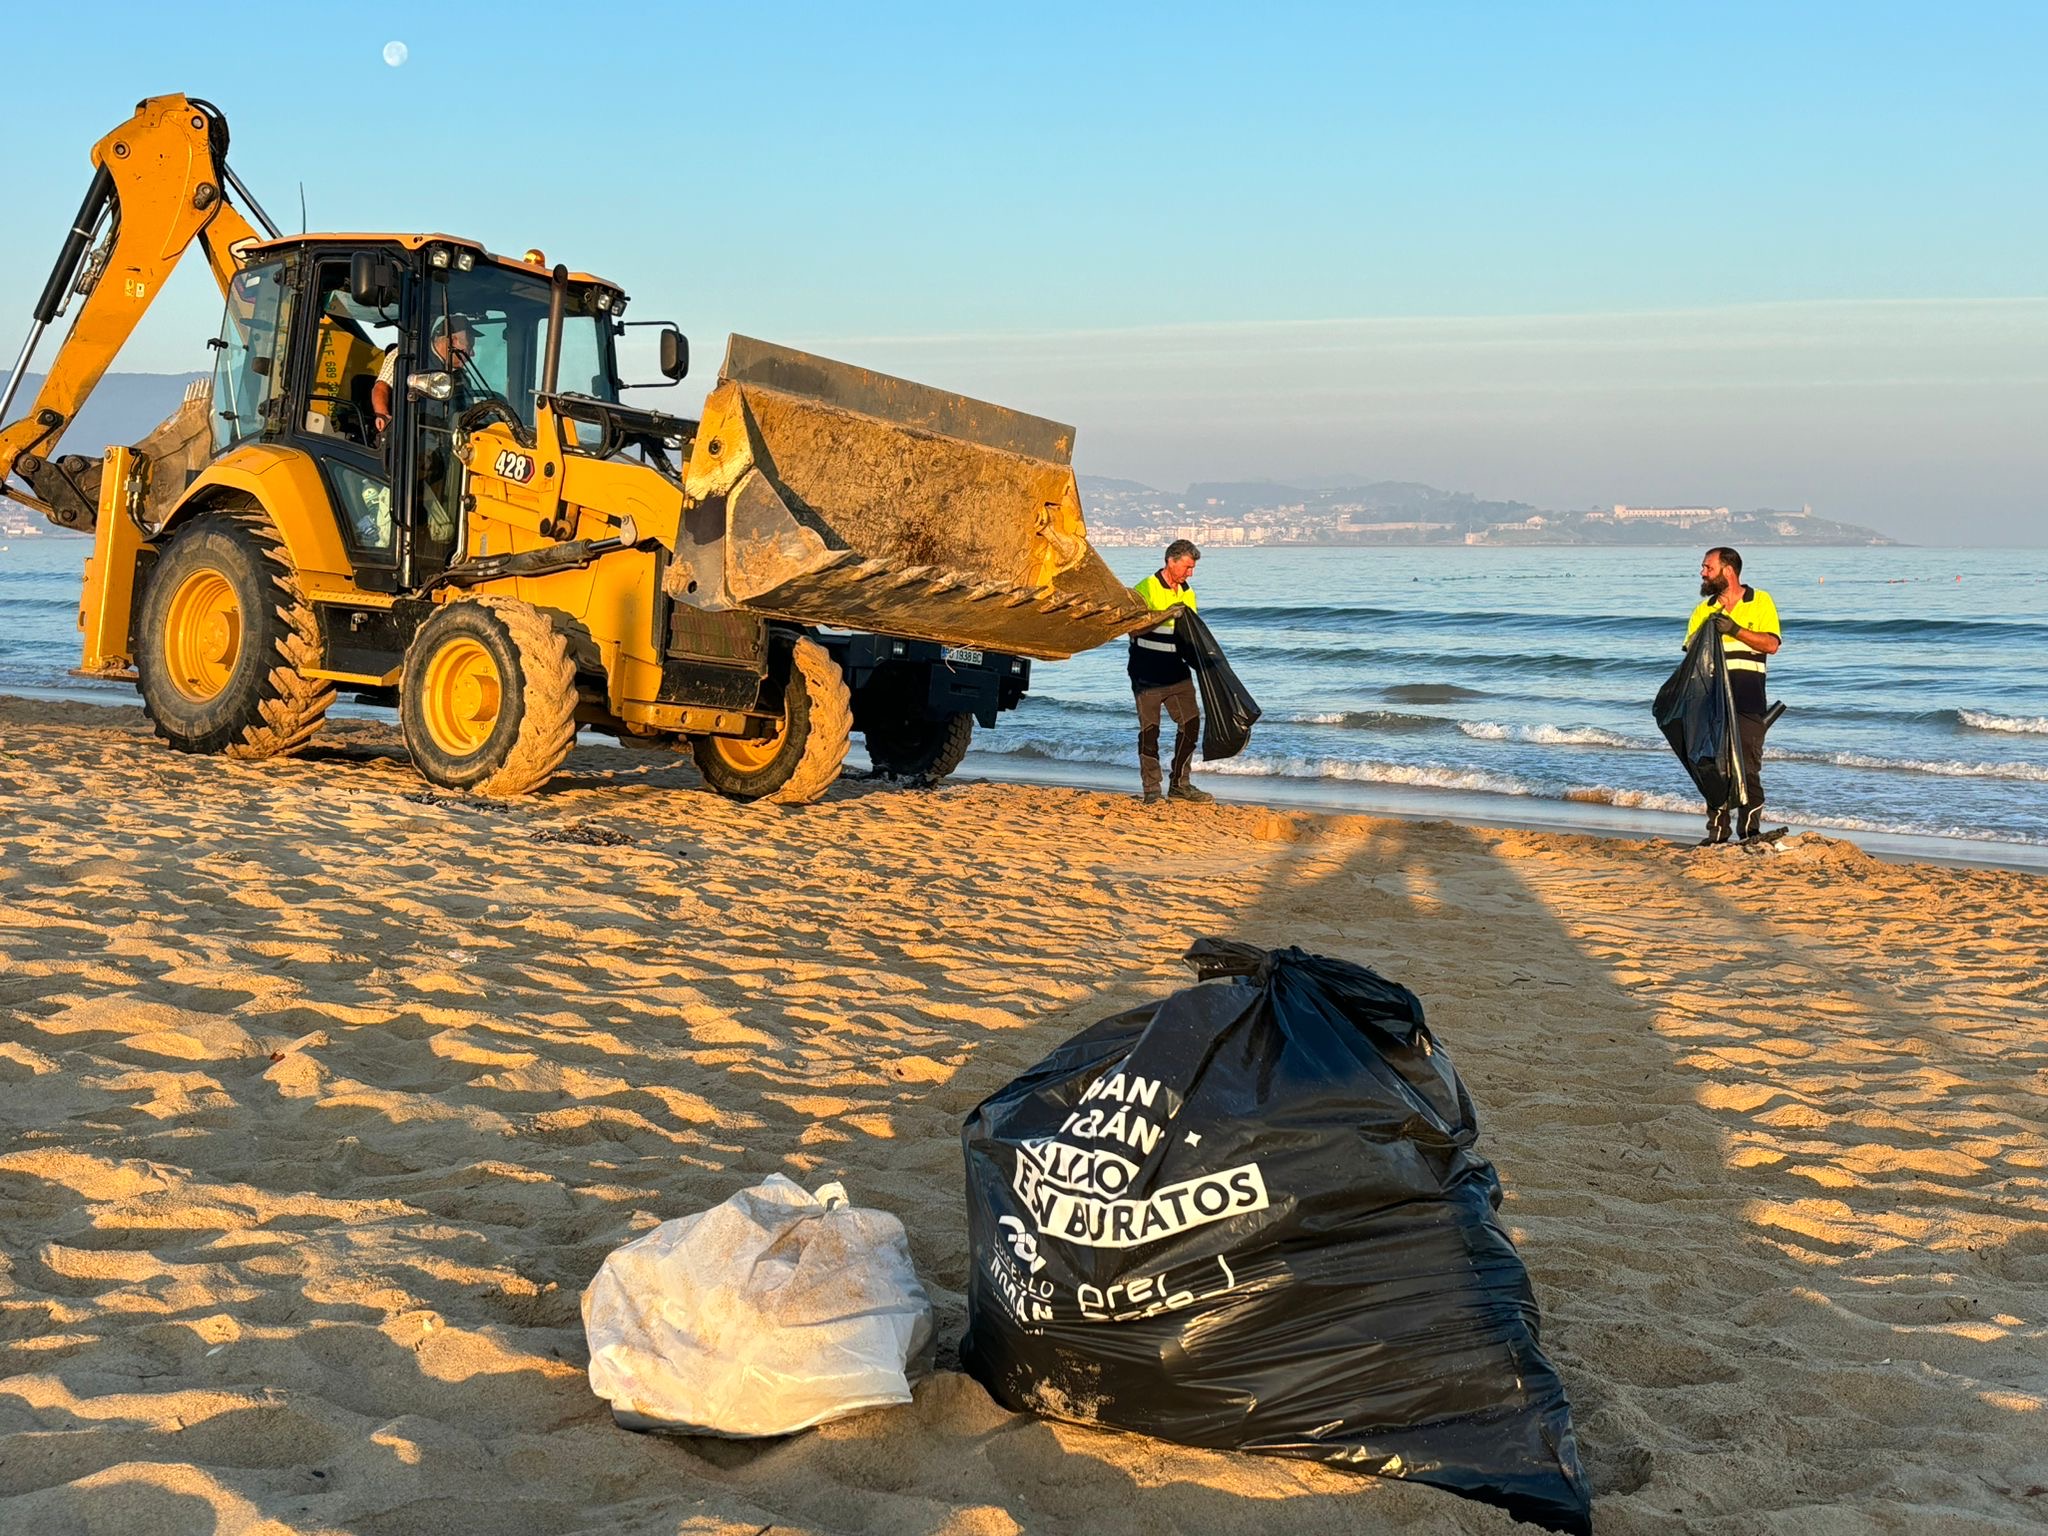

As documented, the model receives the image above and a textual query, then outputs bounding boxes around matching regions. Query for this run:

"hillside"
[1,371,209,460]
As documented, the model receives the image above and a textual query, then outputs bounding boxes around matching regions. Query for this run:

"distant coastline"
[6,488,1901,551]
[1081,478,1898,549]
[3,367,1900,550]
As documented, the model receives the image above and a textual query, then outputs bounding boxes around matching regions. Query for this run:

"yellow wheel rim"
[163,570,243,703]
[421,636,503,757]
[709,723,787,773]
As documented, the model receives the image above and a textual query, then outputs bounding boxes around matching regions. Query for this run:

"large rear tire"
[400,597,579,796]
[135,509,334,759]
[864,709,974,784]
[691,636,851,804]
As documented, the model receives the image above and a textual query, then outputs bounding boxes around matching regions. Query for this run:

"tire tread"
[464,597,579,796]
[140,508,333,760]
[768,637,853,804]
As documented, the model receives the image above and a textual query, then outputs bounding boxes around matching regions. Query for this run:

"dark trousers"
[1737,712,1767,808]
[1135,680,1199,793]
[1708,712,1770,837]
[1736,710,1767,835]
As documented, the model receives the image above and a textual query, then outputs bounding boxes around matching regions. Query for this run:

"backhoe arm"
[0,93,273,530]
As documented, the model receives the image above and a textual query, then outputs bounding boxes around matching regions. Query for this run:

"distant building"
[0,501,49,537]
[1338,520,1454,534]
[1608,504,1729,523]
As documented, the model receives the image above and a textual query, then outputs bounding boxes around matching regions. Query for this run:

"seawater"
[3,536,2043,852]
[1036,545,2048,852]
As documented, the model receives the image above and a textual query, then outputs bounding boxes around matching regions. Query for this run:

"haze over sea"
[3,538,2043,863]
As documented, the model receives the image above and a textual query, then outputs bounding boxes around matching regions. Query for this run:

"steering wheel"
[454,357,520,418]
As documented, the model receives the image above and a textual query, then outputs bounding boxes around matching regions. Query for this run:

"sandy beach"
[2,695,2044,1535]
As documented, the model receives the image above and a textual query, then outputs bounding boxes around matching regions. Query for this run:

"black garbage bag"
[1653,623,1745,811]
[1653,625,1786,815]
[960,939,1593,1534]
[1173,609,1262,760]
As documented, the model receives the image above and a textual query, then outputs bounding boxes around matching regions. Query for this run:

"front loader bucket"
[134,378,215,526]
[682,336,1150,660]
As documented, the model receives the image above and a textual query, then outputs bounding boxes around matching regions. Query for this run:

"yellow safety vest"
[1685,586,1780,676]
[1131,573,1197,659]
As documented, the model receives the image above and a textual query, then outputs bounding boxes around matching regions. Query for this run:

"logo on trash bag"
[996,1216,1047,1274]
[1017,1137,1141,1197]
[1014,1149,1268,1249]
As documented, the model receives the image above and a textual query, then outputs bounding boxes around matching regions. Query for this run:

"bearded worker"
[1685,545,1782,844]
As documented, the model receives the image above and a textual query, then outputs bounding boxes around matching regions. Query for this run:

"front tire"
[135,509,333,758]
[691,636,851,804]
[400,597,579,796]
[864,710,974,784]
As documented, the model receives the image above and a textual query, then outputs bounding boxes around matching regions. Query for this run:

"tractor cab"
[210,234,641,592]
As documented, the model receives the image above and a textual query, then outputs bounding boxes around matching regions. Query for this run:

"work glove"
[1709,612,1739,637]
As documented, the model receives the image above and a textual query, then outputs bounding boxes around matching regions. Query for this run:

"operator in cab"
[370,314,476,439]
[363,313,479,555]
[1128,539,1212,805]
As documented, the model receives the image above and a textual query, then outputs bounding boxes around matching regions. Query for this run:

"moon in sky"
[383,40,408,67]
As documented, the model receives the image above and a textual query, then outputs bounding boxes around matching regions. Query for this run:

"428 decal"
[492,449,536,483]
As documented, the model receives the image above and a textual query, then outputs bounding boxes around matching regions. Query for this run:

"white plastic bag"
[583,1174,934,1436]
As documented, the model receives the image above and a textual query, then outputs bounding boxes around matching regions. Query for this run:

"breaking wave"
[1771,749,2048,782]
[966,740,2046,846]
[1194,754,1541,797]
[1959,710,2048,736]
[1459,721,1653,749]
[973,738,1535,796]
[1451,721,2048,782]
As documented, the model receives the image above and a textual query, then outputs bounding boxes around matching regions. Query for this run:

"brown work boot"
[1141,788,1163,805]
[1168,781,1214,804]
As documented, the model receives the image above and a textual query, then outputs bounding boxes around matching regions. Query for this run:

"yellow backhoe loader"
[0,94,1150,800]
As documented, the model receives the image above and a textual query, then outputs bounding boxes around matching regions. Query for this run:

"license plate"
[942,646,984,666]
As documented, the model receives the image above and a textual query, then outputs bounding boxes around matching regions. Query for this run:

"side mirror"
[407,370,454,402]
[659,327,689,382]
[350,251,402,310]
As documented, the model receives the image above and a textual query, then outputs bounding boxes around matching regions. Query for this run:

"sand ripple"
[3,699,2044,1533]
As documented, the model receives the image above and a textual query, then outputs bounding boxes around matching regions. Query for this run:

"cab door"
[400,319,464,585]
[282,253,403,588]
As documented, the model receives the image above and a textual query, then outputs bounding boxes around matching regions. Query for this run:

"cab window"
[440,265,616,449]
[212,261,292,451]
[305,261,402,449]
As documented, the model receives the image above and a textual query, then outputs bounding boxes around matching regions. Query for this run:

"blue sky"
[5,2,2043,541]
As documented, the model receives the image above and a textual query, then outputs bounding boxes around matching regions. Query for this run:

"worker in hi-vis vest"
[1685,545,1783,844]
[1127,539,1213,804]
